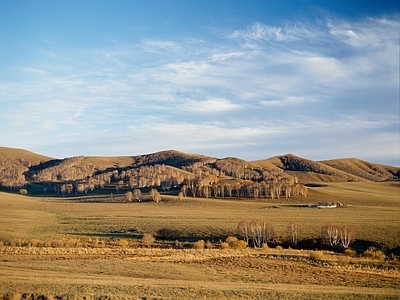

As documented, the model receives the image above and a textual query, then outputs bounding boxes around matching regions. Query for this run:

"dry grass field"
[0,181,399,299]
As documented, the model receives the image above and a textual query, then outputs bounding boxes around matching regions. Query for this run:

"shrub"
[220,242,229,250]
[275,245,283,252]
[141,233,155,247]
[157,227,181,240]
[309,250,324,261]
[205,240,214,249]
[118,239,129,248]
[262,243,269,250]
[225,236,238,248]
[19,189,28,195]
[362,247,386,261]
[193,240,205,250]
[235,240,247,249]
[344,249,357,257]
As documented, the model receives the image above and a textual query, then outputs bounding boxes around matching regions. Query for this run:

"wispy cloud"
[182,98,241,113]
[0,13,398,165]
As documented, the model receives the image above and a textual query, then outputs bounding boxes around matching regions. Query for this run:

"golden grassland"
[0,181,399,299]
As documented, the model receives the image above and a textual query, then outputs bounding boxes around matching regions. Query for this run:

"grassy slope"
[1,182,399,299]
[321,158,400,181]
[1,181,399,248]
[0,147,53,164]
[1,252,398,299]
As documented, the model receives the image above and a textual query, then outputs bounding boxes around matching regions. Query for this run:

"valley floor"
[0,247,399,300]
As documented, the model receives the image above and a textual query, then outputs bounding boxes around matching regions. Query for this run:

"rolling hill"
[0,146,399,196]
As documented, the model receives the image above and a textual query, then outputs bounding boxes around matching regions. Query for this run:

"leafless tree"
[133,188,142,201]
[288,222,299,246]
[339,225,355,248]
[237,220,250,244]
[322,224,340,247]
[125,191,133,202]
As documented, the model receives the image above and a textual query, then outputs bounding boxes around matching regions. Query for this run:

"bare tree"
[133,188,142,201]
[125,191,133,202]
[339,225,355,248]
[237,220,250,244]
[288,222,299,246]
[322,224,340,248]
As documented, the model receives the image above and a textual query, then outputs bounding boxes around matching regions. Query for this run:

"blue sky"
[1,1,399,166]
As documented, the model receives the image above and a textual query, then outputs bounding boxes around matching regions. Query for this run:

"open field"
[0,181,399,299]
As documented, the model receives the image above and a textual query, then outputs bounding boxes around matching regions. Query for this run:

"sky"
[1,1,399,166]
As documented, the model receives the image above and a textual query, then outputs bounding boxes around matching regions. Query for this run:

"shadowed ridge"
[253,154,366,183]
[132,149,216,168]
[320,158,400,182]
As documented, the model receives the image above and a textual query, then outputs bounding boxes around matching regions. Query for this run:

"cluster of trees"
[180,177,307,199]
[0,160,28,190]
[237,219,274,248]
[237,220,354,249]
[32,156,90,182]
[321,224,355,249]
[1,152,310,201]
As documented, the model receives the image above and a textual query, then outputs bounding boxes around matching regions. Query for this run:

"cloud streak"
[0,12,398,165]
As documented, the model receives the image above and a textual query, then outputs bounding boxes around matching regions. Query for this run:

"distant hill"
[320,158,400,182]
[0,146,53,164]
[0,146,399,197]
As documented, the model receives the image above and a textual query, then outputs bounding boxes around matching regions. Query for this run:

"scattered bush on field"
[235,240,247,249]
[220,241,229,250]
[225,236,238,248]
[362,247,386,261]
[157,227,181,240]
[19,188,28,195]
[118,239,129,248]
[141,233,155,247]
[309,250,324,261]
[205,240,214,249]
[224,236,247,249]
[262,243,269,250]
[344,249,357,257]
[193,240,205,250]
[275,245,283,252]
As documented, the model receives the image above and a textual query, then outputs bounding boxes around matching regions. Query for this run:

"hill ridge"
[0,147,399,194]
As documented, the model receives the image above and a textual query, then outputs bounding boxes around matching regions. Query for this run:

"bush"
[235,240,247,249]
[157,227,181,240]
[193,240,205,250]
[309,250,324,261]
[262,243,269,250]
[344,249,357,257]
[225,236,238,248]
[220,242,229,250]
[362,247,386,261]
[118,239,129,248]
[142,233,155,247]
[275,245,283,252]
[19,189,28,195]
[205,240,214,249]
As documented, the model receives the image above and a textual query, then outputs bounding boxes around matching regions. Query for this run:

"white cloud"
[0,14,398,165]
[328,17,400,48]
[182,98,241,113]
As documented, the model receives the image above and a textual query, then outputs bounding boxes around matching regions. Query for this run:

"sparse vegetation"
[0,147,400,299]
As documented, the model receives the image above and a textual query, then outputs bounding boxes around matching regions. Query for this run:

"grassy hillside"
[320,158,400,181]
[0,147,53,165]
[1,180,399,250]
